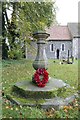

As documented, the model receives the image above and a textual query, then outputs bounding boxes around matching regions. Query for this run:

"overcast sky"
[55,0,79,25]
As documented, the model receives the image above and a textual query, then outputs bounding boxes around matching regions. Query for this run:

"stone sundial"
[32,31,49,70]
[7,31,77,109]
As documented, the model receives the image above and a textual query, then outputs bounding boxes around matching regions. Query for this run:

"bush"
[8,49,23,60]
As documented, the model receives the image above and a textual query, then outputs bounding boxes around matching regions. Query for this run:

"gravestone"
[67,50,73,64]
[8,31,77,109]
[67,50,70,63]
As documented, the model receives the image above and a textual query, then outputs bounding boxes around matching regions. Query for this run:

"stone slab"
[41,94,78,109]
[10,77,78,109]
[14,78,69,91]
[6,94,78,110]
[12,78,70,99]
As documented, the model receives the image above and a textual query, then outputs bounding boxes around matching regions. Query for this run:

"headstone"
[67,50,69,63]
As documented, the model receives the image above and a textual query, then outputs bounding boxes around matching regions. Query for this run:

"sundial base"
[12,78,69,99]
[6,78,78,110]
[6,94,77,110]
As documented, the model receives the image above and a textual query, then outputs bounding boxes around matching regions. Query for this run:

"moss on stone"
[6,94,46,105]
[12,79,69,99]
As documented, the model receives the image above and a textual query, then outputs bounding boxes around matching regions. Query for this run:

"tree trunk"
[2,3,8,59]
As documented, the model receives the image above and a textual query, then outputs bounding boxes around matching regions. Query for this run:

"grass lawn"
[1,59,79,119]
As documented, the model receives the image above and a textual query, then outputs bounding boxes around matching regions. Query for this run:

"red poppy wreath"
[33,68,49,87]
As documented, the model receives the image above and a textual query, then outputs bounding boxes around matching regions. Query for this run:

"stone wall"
[46,40,72,59]
[72,38,78,59]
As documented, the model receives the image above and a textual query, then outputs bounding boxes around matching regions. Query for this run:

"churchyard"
[1,59,79,119]
[1,1,80,119]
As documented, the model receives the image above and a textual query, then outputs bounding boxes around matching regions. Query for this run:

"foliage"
[18,2,56,32]
[8,48,23,60]
[2,1,57,59]
[3,97,46,119]
[8,41,23,59]
[45,102,79,119]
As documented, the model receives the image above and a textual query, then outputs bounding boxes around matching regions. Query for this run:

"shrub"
[8,43,23,60]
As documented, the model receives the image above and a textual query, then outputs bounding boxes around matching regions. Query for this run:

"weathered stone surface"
[32,31,50,70]
[12,78,69,99]
[41,97,65,109]
[9,77,78,110]
[6,94,78,110]
[41,95,78,109]
[14,78,68,91]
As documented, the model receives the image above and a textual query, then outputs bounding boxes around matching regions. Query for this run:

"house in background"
[46,25,72,59]
[27,23,80,60]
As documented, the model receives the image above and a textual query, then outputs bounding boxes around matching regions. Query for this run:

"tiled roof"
[46,25,72,40]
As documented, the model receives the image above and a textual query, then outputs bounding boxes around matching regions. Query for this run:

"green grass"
[2,59,79,119]
[48,60,78,87]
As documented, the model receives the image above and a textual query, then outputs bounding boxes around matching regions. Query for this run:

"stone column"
[32,31,50,70]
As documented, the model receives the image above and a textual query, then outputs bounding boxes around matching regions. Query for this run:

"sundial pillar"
[32,31,50,70]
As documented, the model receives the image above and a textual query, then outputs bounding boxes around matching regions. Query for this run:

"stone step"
[7,77,78,110]
[12,78,70,99]
[6,94,78,110]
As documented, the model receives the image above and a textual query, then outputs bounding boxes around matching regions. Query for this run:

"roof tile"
[46,25,72,40]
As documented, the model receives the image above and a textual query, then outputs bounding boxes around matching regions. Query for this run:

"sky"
[55,0,79,25]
